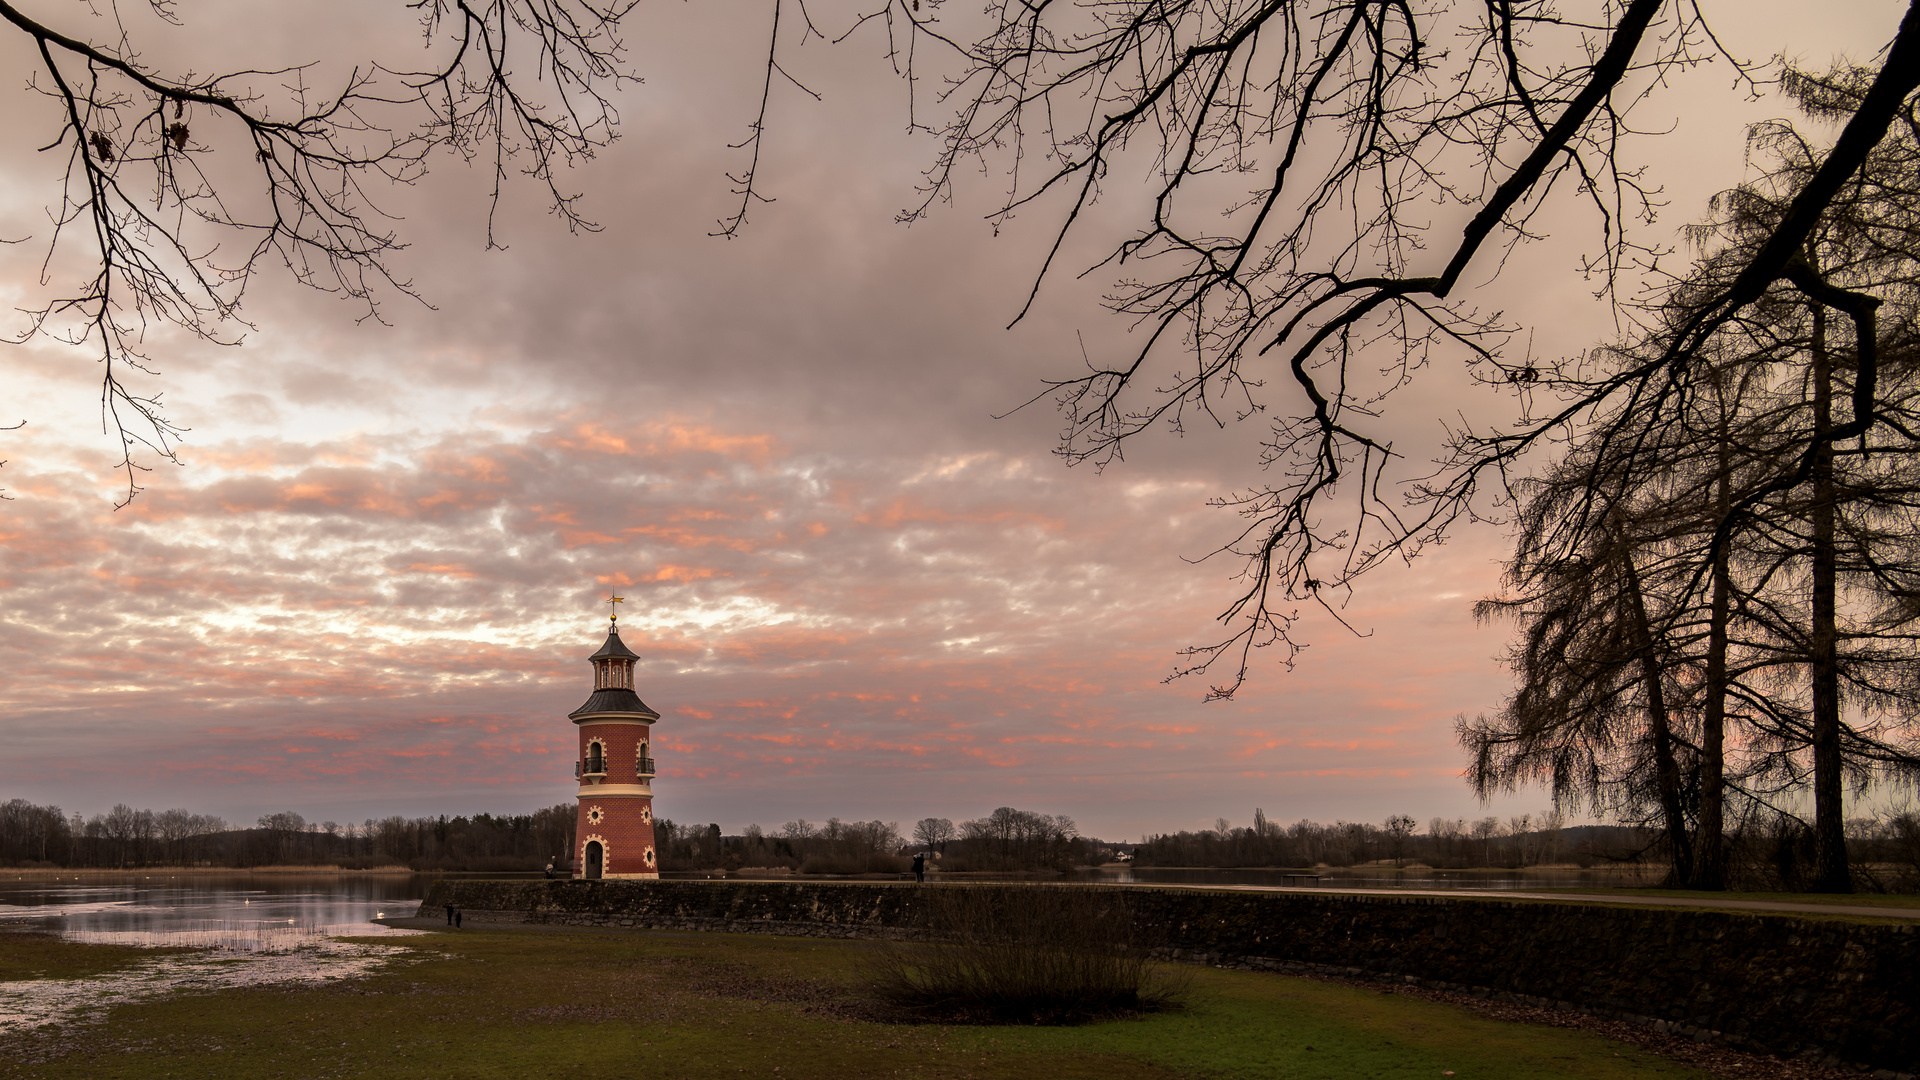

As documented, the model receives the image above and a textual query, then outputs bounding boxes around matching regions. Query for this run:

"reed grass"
[63,920,328,953]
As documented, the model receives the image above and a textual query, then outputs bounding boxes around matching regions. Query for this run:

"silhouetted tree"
[914,816,956,852]
[1464,63,1920,890]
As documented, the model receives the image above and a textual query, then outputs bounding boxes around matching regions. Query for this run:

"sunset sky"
[0,0,1904,839]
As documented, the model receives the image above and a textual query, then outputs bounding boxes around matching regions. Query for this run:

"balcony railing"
[577,759,648,778]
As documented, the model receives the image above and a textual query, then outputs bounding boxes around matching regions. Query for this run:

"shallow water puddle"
[0,925,427,1033]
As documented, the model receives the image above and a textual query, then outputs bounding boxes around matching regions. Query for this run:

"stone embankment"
[419,878,1917,1075]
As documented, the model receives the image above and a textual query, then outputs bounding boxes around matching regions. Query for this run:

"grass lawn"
[0,928,1720,1080]
[0,933,195,981]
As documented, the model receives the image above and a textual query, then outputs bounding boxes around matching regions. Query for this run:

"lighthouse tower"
[570,602,660,879]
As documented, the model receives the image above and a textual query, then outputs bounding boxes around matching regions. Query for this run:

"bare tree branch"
[1,0,639,504]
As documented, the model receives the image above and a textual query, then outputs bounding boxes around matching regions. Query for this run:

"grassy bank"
[0,933,195,981]
[0,927,1728,1080]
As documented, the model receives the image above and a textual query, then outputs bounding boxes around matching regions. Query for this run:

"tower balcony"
[636,756,656,777]
[576,760,609,778]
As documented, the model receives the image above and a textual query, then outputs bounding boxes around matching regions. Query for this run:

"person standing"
[911,852,926,884]
[444,901,456,926]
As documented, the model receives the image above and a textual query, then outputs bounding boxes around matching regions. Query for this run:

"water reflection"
[1058,866,1653,890]
[0,873,434,945]
[0,873,438,1034]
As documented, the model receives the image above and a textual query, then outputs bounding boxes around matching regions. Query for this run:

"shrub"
[862,885,1185,1024]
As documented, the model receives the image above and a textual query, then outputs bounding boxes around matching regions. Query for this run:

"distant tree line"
[657,807,1098,874]
[15,795,1912,887]
[656,817,909,874]
[1132,808,1920,890]
[0,798,575,871]
[1135,810,1581,870]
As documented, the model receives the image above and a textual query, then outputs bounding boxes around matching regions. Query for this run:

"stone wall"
[418,879,1918,1073]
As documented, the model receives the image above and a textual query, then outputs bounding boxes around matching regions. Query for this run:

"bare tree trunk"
[1809,305,1852,893]
[1698,397,1733,891]
[1620,533,1695,888]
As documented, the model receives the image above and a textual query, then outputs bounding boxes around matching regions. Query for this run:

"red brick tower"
[570,603,660,879]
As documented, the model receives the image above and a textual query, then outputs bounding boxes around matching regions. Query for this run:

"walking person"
[453,905,462,929]
[911,852,926,884]
[444,901,456,926]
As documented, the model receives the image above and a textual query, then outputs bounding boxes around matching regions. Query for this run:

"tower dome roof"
[569,687,658,719]
[589,626,641,661]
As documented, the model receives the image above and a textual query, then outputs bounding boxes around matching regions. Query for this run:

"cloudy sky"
[0,0,1904,838]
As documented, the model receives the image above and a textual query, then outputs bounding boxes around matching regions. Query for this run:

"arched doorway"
[584,841,604,879]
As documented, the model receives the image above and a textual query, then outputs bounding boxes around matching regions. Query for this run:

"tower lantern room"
[569,598,661,879]
[592,637,637,691]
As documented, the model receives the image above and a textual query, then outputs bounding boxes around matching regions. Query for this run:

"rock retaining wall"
[418,879,1917,1074]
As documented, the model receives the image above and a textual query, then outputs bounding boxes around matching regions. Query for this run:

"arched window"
[586,742,605,774]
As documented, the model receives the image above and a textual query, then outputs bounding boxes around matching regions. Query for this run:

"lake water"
[0,872,436,1033]
[1058,866,1654,890]
[681,865,1654,889]
[0,872,435,946]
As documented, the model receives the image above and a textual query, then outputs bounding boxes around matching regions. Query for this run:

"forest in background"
[654,806,1091,874]
[4,796,1914,889]
[0,798,576,872]
[1130,809,1920,891]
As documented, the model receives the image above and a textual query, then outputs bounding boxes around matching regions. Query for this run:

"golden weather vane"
[607,593,624,624]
